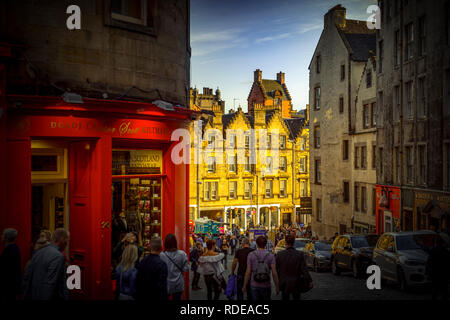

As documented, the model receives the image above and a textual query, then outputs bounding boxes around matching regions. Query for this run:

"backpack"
[252,252,271,283]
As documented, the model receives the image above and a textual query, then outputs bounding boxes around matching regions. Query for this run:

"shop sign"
[129,150,162,169]
[300,197,312,208]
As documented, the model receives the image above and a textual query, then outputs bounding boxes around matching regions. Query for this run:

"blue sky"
[190,0,376,112]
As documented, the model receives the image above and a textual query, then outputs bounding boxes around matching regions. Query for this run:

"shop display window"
[111,149,163,260]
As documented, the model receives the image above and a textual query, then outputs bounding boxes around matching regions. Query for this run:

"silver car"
[373,230,437,291]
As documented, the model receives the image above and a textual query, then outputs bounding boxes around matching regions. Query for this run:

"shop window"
[111,149,163,257]
[31,147,67,181]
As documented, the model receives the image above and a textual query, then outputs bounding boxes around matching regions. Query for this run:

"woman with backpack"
[198,239,225,300]
[160,234,189,300]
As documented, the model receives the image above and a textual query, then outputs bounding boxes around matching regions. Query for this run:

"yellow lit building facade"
[189,70,311,231]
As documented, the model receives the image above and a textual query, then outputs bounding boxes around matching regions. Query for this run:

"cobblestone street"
[189,249,431,300]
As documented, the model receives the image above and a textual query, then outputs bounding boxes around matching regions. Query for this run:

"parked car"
[304,241,332,272]
[331,234,379,278]
[372,230,438,291]
[294,238,310,252]
[274,239,286,255]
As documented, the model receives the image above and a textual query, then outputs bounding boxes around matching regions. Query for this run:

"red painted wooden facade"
[0,93,194,299]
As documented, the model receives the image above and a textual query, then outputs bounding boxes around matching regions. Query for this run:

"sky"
[190,0,377,113]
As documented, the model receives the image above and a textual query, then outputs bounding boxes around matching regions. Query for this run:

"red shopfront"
[0,94,193,299]
[375,185,401,235]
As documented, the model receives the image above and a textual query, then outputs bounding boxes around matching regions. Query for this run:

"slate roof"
[283,118,306,140]
[342,33,376,61]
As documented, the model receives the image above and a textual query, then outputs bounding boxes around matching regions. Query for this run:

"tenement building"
[375,0,450,234]
[309,5,377,239]
[189,70,311,232]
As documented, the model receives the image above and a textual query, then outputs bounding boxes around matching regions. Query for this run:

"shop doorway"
[31,141,69,254]
[31,183,68,247]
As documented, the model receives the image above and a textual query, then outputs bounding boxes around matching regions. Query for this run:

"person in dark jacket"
[275,234,312,300]
[230,236,238,255]
[0,228,21,300]
[135,238,168,300]
[189,241,203,290]
[22,228,69,300]
[427,234,450,300]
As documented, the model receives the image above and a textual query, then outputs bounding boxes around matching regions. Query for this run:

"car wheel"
[352,260,360,278]
[314,259,319,273]
[397,267,408,292]
[332,258,340,275]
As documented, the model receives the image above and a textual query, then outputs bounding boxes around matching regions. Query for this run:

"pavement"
[189,247,432,300]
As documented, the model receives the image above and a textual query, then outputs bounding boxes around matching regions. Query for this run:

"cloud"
[191,28,244,43]
[254,32,292,44]
[297,21,323,34]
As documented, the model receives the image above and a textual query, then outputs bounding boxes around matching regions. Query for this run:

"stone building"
[376,0,450,234]
[0,0,192,299]
[189,70,310,231]
[190,87,225,113]
[1,0,190,105]
[309,5,377,238]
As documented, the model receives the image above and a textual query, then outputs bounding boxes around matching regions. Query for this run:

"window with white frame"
[228,154,237,173]
[300,157,307,173]
[280,135,286,149]
[211,182,218,200]
[280,180,287,197]
[265,180,273,198]
[300,137,306,150]
[300,180,308,197]
[244,181,252,199]
[111,0,149,26]
[371,102,377,127]
[280,180,288,197]
[229,181,237,199]
[207,156,216,173]
[266,156,273,173]
[314,87,321,110]
[280,156,287,172]
[244,156,250,172]
[363,104,370,128]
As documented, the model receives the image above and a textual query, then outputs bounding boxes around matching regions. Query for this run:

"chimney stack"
[324,4,346,30]
[277,71,285,84]
[254,69,262,82]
